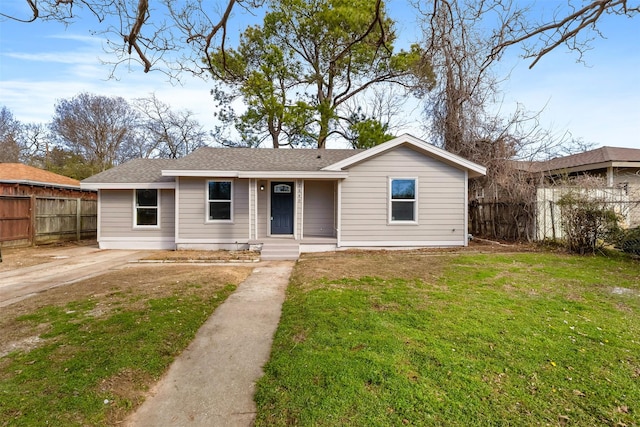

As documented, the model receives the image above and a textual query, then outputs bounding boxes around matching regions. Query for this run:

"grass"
[0,266,251,426]
[255,251,640,426]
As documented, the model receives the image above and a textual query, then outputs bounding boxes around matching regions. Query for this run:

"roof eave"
[162,170,348,179]
[1,179,84,191]
[80,182,177,190]
[323,133,487,176]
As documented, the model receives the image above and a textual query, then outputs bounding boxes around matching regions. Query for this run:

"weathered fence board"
[0,195,97,247]
[468,201,536,241]
[0,196,31,244]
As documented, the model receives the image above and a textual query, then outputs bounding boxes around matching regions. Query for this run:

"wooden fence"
[0,195,97,247]
[468,201,536,241]
[469,188,640,242]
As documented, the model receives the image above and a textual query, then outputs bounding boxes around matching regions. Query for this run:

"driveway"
[0,245,150,307]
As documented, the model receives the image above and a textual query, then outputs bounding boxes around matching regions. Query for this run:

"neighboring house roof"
[0,163,80,188]
[81,134,487,189]
[516,146,640,174]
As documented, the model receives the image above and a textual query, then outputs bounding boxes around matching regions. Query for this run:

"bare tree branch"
[488,0,640,68]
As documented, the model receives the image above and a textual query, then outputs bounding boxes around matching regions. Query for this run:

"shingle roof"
[515,146,640,173]
[0,163,80,187]
[81,159,177,183]
[168,147,363,171]
[81,149,364,183]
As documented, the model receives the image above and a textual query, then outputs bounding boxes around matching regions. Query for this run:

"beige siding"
[100,189,174,238]
[304,180,335,237]
[340,145,466,244]
[177,177,249,241]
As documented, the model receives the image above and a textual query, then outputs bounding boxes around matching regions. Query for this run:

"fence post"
[30,195,36,246]
[76,198,82,241]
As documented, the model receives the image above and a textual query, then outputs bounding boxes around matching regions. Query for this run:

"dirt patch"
[0,240,97,272]
[0,265,252,363]
[142,249,260,262]
[294,240,538,285]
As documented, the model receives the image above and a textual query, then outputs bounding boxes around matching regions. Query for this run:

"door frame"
[268,181,295,236]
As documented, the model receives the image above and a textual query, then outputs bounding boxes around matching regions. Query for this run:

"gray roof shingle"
[168,147,363,171]
[81,148,364,183]
[515,146,640,173]
[82,159,177,183]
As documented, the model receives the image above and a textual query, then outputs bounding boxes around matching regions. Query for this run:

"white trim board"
[338,240,467,247]
[82,182,176,190]
[323,133,486,178]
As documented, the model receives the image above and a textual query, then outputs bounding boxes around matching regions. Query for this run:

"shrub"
[556,191,623,254]
[617,227,640,255]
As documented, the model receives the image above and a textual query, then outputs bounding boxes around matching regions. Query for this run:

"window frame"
[388,177,418,224]
[133,188,160,229]
[206,180,234,223]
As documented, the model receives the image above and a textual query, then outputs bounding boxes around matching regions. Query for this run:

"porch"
[250,179,339,242]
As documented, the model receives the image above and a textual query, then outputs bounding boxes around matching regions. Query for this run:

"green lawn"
[0,266,250,426]
[255,251,640,426]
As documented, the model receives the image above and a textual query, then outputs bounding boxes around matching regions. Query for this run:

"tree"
[20,123,52,167]
[2,0,635,77]
[418,0,596,242]
[50,93,139,171]
[45,146,96,180]
[0,107,22,162]
[487,0,640,68]
[208,0,435,148]
[210,26,316,148]
[134,93,209,158]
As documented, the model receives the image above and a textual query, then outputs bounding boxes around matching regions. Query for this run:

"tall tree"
[0,107,22,162]
[50,93,139,171]
[134,93,210,158]
[417,1,592,206]
[209,0,435,148]
[2,0,635,77]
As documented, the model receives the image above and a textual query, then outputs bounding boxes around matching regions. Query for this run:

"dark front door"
[271,182,294,235]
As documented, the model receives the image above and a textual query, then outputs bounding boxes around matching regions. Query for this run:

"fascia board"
[162,170,239,177]
[161,170,347,179]
[238,171,349,179]
[80,182,176,190]
[323,133,487,177]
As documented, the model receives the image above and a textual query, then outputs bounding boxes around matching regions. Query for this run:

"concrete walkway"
[125,261,294,427]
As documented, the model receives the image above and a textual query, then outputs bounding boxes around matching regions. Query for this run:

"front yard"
[255,250,640,426]
[0,264,252,426]
[0,246,638,426]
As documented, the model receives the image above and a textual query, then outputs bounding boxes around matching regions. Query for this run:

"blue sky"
[0,0,638,150]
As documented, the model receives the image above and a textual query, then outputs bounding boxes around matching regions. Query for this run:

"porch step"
[260,241,300,261]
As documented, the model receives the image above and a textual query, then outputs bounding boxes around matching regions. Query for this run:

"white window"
[207,180,233,221]
[389,178,417,223]
[134,189,159,227]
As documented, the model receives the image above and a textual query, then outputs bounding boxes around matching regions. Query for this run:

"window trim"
[206,179,234,223]
[388,177,418,224]
[133,188,160,229]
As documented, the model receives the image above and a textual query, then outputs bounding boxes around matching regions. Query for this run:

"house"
[515,146,640,238]
[517,146,640,190]
[80,134,486,258]
[0,163,95,198]
[0,163,97,247]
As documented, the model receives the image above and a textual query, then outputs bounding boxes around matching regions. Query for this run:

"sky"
[0,0,639,151]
